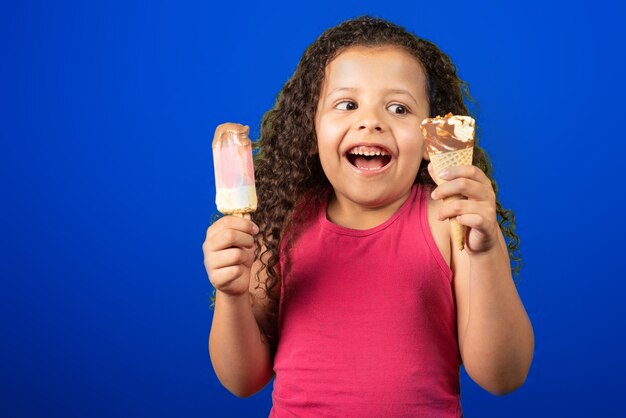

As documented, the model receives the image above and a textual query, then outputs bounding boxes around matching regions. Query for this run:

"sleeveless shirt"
[270,184,462,417]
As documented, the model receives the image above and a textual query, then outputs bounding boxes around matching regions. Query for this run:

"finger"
[206,247,255,271]
[455,213,501,250]
[431,176,494,202]
[437,199,496,223]
[436,165,491,186]
[208,265,248,288]
[207,215,259,238]
[455,213,491,230]
[205,227,256,252]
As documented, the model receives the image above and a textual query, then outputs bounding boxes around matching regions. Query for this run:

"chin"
[342,185,411,210]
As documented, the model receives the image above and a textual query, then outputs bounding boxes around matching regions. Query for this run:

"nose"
[356,107,385,133]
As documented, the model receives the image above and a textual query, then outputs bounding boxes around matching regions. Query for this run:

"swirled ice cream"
[420,113,475,154]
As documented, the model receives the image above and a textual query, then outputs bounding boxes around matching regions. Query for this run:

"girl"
[204,16,534,417]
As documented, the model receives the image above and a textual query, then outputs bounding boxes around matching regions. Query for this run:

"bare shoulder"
[425,189,472,355]
[425,189,474,276]
[426,191,452,268]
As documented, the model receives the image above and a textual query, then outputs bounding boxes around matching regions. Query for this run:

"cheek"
[399,129,424,151]
[316,141,336,168]
[316,116,342,149]
[398,132,427,167]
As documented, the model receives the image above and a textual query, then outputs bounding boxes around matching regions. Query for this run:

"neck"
[326,188,412,230]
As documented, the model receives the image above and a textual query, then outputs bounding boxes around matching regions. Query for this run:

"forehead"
[322,46,427,92]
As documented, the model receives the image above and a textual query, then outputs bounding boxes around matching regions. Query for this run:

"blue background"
[2,0,624,417]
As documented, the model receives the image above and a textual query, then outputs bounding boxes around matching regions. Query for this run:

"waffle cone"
[429,147,474,251]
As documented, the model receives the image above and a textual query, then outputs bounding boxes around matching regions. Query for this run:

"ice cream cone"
[430,148,474,251]
[421,113,476,252]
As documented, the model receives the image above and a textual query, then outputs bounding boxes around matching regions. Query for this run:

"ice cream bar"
[212,123,257,215]
[421,113,475,251]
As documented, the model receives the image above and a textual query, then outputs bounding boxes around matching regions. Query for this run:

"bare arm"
[452,228,534,395]
[430,163,534,395]
[204,216,274,397]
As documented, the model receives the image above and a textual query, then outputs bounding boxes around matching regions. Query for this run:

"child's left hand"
[428,163,500,254]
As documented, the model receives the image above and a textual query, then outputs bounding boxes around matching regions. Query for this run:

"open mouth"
[346,145,392,171]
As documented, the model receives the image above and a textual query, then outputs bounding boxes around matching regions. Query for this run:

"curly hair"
[251,15,522,354]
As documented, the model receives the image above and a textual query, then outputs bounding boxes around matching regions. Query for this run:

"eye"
[335,100,358,110]
[387,104,409,115]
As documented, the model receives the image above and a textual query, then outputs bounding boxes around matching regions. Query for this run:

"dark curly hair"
[250,15,521,355]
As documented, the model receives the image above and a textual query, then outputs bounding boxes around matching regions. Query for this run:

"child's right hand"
[203,215,260,298]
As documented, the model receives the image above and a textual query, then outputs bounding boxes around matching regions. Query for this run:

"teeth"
[348,146,388,156]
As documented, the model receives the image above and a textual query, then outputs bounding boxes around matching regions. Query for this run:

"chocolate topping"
[420,113,475,154]
[212,122,251,148]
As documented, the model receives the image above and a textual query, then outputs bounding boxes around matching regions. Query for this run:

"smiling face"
[315,45,430,224]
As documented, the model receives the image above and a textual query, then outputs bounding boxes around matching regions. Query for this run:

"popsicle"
[420,113,475,251]
[212,123,257,215]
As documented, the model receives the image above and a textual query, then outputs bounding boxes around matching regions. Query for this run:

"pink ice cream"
[212,123,257,214]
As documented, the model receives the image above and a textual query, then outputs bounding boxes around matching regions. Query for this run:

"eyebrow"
[326,87,417,99]
[385,88,415,97]
[326,87,356,97]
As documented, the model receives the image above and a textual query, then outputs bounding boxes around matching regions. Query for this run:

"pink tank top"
[270,184,462,417]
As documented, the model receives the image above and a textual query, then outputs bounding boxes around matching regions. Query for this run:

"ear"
[422,146,430,161]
